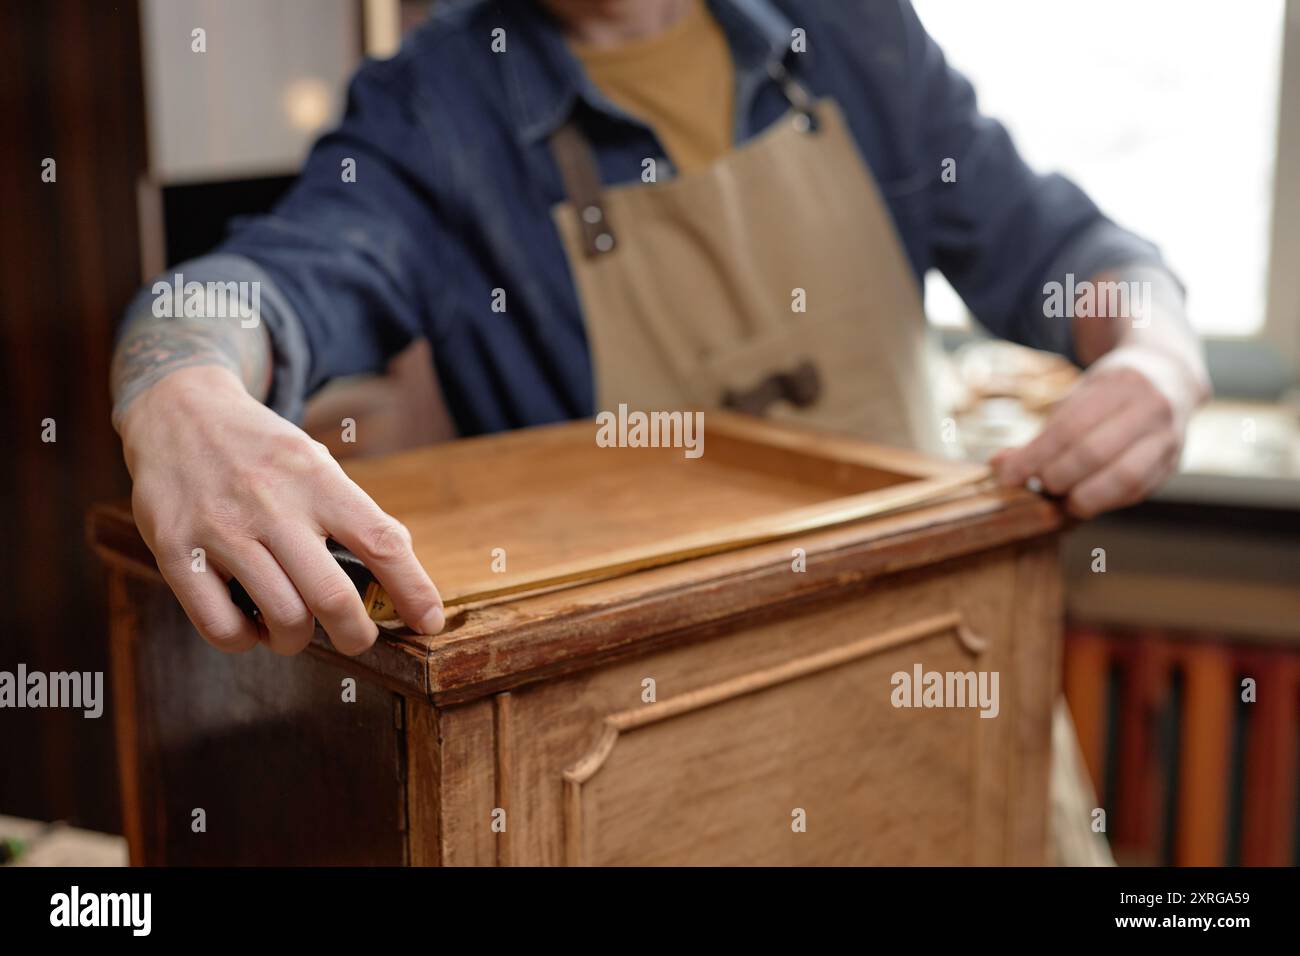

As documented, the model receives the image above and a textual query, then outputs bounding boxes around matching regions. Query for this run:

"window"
[913,0,1287,339]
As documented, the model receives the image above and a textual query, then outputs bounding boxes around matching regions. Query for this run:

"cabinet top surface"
[90,412,1061,701]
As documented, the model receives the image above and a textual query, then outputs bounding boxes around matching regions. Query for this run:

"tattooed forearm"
[110,313,271,430]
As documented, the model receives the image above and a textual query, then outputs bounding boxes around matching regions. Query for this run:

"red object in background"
[1238,648,1300,866]
[1064,624,1300,866]
[1175,640,1236,865]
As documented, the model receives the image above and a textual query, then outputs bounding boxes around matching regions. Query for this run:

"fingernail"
[418,605,445,635]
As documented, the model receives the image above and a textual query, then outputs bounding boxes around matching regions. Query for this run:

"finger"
[1066,431,1178,519]
[995,378,1130,487]
[157,546,259,654]
[1038,400,1159,496]
[213,542,315,656]
[320,488,444,635]
[264,529,378,656]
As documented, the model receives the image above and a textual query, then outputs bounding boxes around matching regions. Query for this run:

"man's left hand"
[991,361,1201,519]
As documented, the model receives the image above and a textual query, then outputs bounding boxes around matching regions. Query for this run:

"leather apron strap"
[549,122,617,257]
[548,62,816,260]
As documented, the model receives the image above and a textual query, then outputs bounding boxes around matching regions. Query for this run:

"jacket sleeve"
[209,57,452,419]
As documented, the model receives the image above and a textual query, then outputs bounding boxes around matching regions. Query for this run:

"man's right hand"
[117,365,445,656]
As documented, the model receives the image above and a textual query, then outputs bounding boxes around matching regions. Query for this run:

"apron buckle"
[721,359,823,417]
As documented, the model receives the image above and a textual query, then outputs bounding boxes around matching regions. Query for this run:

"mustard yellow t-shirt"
[571,1,735,174]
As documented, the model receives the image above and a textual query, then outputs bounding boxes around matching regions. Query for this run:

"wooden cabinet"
[90,413,1064,865]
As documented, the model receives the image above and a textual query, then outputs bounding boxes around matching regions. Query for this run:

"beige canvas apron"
[550,84,945,456]
[548,73,1111,865]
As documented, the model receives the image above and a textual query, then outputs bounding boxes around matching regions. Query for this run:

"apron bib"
[549,77,946,457]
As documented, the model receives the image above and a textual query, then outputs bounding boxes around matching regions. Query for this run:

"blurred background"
[0,0,1296,866]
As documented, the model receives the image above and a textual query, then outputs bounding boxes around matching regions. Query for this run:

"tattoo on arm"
[110,314,272,429]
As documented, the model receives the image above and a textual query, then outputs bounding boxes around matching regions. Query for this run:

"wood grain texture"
[429,699,498,866]
[0,0,144,831]
[88,415,1059,705]
[1002,540,1062,864]
[341,411,988,607]
[496,550,1050,866]
[108,574,407,865]
[420,487,1057,704]
[404,699,442,866]
[560,612,992,865]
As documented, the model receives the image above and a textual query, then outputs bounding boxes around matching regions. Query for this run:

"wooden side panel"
[405,699,442,867]
[110,573,407,865]
[1004,540,1062,864]
[409,699,499,866]
[495,549,1056,865]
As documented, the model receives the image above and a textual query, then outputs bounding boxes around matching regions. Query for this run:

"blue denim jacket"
[144,0,1166,432]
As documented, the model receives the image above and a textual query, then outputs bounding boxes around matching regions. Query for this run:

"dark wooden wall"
[0,0,147,832]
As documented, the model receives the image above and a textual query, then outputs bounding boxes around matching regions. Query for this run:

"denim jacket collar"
[499,0,795,146]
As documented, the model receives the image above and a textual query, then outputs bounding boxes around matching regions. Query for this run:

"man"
[111,0,1208,860]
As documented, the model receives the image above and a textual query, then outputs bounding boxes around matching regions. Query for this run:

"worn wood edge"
[701,408,985,480]
[426,490,1061,703]
[86,468,1061,705]
[88,502,433,697]
[439,483,1045,638]
[440,469,990,607]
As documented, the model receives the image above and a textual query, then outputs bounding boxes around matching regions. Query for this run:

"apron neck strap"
[547,62,817,258]
[549,120,617,258]
[768,61,816,116]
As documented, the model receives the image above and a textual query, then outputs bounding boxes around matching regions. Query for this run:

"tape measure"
[228,538,399,624]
